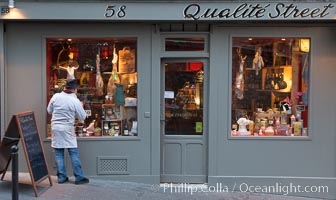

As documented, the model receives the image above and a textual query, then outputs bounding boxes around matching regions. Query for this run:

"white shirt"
[47,91,86,148]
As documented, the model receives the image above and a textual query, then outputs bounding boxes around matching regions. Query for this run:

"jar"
[106,109,113,115]
[302,128,308,136]
[114,125,120,136]
[103,122,109,135]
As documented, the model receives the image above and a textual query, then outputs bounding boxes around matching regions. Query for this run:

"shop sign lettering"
[103,3,334,21]
[1,2,335,20]
[183,3,334,20]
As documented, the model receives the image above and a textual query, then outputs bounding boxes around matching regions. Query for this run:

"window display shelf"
[101,120,123,136]
[102,104,125,120]
[261,65,292,93]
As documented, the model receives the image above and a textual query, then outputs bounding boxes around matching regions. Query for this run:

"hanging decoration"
[101,46,109,59]
[235,48,247,100]
[106,45,120,103]
[252,46,264,76]
[95,49,104,96]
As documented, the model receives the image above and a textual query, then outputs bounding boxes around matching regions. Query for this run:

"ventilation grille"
[97,156,129,175]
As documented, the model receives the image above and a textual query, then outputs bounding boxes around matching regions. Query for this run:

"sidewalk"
[0,172,322,200]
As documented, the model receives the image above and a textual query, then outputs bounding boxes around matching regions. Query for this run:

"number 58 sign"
[104,5,127,18]
[1,6,10,15]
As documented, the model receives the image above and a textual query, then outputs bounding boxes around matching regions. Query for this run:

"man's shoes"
[75,177,89,185]
[58,177,69,184]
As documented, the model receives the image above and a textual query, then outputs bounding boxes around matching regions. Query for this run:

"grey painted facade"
[0,1,335,199]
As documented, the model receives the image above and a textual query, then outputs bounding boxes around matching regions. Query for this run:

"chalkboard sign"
[17,112,49,182]
[0,111,52,197]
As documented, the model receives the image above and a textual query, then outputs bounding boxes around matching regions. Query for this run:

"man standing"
[47,79,89,184]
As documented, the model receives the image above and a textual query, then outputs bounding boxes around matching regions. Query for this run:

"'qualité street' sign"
[1,2,335,21]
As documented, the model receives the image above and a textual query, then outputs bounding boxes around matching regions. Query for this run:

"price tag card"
[164,91,174,99]
[85,110,92,117]
[195,122,203,133]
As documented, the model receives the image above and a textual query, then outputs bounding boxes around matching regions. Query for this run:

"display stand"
[0,111,52,197]
[101,104,125,136]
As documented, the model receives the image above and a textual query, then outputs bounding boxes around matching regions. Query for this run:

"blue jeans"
[54,148,85,182]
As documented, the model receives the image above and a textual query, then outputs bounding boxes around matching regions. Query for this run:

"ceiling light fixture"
[8,0,15,8]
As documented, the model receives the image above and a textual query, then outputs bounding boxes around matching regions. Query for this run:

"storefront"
[1,1,335,199]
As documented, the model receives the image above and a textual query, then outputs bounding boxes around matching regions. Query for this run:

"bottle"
[101,107,105,120]
[94,114,101,128]
[114,124,120,136]
[103,121,109,135]
[290,115,296,127]
[249,120,254,135]
[123,120,129,136]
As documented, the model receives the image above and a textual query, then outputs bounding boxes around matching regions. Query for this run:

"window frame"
[160,33,209,58]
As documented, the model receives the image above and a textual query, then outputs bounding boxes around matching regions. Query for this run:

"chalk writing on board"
[18,113,48,182]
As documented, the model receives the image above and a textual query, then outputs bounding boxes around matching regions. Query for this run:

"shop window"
[165,37,205,51]
[231,37,310,137]
[46,38,138,138]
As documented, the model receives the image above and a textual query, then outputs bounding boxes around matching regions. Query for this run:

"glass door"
[160,59,207,183]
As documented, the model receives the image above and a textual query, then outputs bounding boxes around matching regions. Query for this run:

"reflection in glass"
[165,38,205,51]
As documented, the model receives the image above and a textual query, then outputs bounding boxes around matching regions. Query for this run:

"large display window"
[231,37,310,137]
[46,38,138,138]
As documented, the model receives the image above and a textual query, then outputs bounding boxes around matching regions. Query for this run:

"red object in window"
[71,47,79,58]
[102,46,109,58]
[188,62,203,71]
[53,72,58,88]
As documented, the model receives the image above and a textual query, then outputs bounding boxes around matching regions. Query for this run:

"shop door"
[160,59,207,183]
